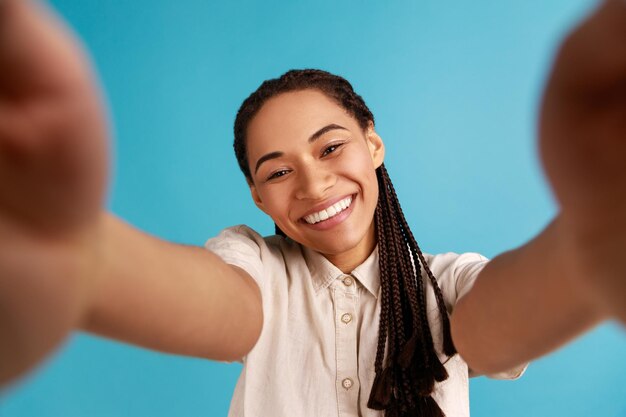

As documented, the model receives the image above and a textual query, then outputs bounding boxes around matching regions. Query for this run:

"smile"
[303,196,353,225]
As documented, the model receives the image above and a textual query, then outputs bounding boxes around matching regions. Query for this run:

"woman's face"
[245,89,385,268]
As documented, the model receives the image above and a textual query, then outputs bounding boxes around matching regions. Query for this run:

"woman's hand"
[0,3,263,386]
[539,0,626,322]
[0,0,108,232]
[0,0,109,385]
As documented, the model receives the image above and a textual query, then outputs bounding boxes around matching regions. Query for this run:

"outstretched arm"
[82,214,262,363]
[451,0,626,375]
[451,217,604,374]
[0,0,109,385]
[0,0,261,387]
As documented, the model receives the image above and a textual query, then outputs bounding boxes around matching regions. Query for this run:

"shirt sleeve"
[428,252,528,380]
[204,225,270,364]
[204,225,266,294]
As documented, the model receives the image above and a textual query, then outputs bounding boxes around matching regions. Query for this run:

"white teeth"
[303,196,353,225]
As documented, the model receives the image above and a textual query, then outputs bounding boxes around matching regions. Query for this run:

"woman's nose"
[294,166,336,200]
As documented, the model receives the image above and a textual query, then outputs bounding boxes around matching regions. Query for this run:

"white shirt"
[205,225,526,417]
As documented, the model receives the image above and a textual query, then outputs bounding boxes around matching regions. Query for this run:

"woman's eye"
[267,170,290,181]
[321,143,344,157]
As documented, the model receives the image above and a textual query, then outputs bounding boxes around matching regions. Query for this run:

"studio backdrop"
[1,0,625,416]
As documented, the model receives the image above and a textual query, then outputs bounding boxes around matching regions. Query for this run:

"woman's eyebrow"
[308,123,348,143]
[254,151,283,174]
[254,124,348,175]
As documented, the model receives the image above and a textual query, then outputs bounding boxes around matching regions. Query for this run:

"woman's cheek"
[346,154,376,183]
[264,189,290,220]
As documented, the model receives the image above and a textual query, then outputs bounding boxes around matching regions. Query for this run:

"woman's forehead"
[246,90,359,155]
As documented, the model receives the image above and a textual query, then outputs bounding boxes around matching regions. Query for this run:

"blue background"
[2,0,626,416]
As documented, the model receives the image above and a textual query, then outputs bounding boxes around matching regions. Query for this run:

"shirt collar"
[302,245,380,298]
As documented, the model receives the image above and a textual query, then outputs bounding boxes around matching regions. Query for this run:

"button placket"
[333,277,359,417]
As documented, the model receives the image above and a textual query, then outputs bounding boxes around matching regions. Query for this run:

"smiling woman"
[242,88,382,263]
[227,70,464,416]
[1,1,626,417]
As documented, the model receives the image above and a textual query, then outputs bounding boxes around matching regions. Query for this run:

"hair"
[234,69,456,417]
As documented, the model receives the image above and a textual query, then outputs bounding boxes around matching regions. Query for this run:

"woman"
[206,69,528,416]
[0,0,625,416]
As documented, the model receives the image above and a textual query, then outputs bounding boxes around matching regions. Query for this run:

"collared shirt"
[205,225,526,417]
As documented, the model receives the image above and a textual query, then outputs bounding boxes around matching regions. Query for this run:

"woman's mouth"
[302,195,353,225]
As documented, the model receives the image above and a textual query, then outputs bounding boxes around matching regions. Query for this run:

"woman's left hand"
[539,0,626,323]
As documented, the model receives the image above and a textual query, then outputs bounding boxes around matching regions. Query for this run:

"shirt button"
[342,276,353,286]
[341,313,352,324]
[342,378,354,390]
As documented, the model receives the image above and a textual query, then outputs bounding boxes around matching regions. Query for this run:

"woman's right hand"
[0,0,110,386]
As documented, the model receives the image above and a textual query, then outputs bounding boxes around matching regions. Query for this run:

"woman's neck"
[323,223,376,273]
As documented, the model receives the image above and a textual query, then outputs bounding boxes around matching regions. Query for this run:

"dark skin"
[539,0,626,322]
[0,0,624,387]
[451,0,626,373]
[0,0,109,384]
[0,0,262,386]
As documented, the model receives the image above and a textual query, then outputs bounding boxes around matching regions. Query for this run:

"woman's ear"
[366,121,385,169]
